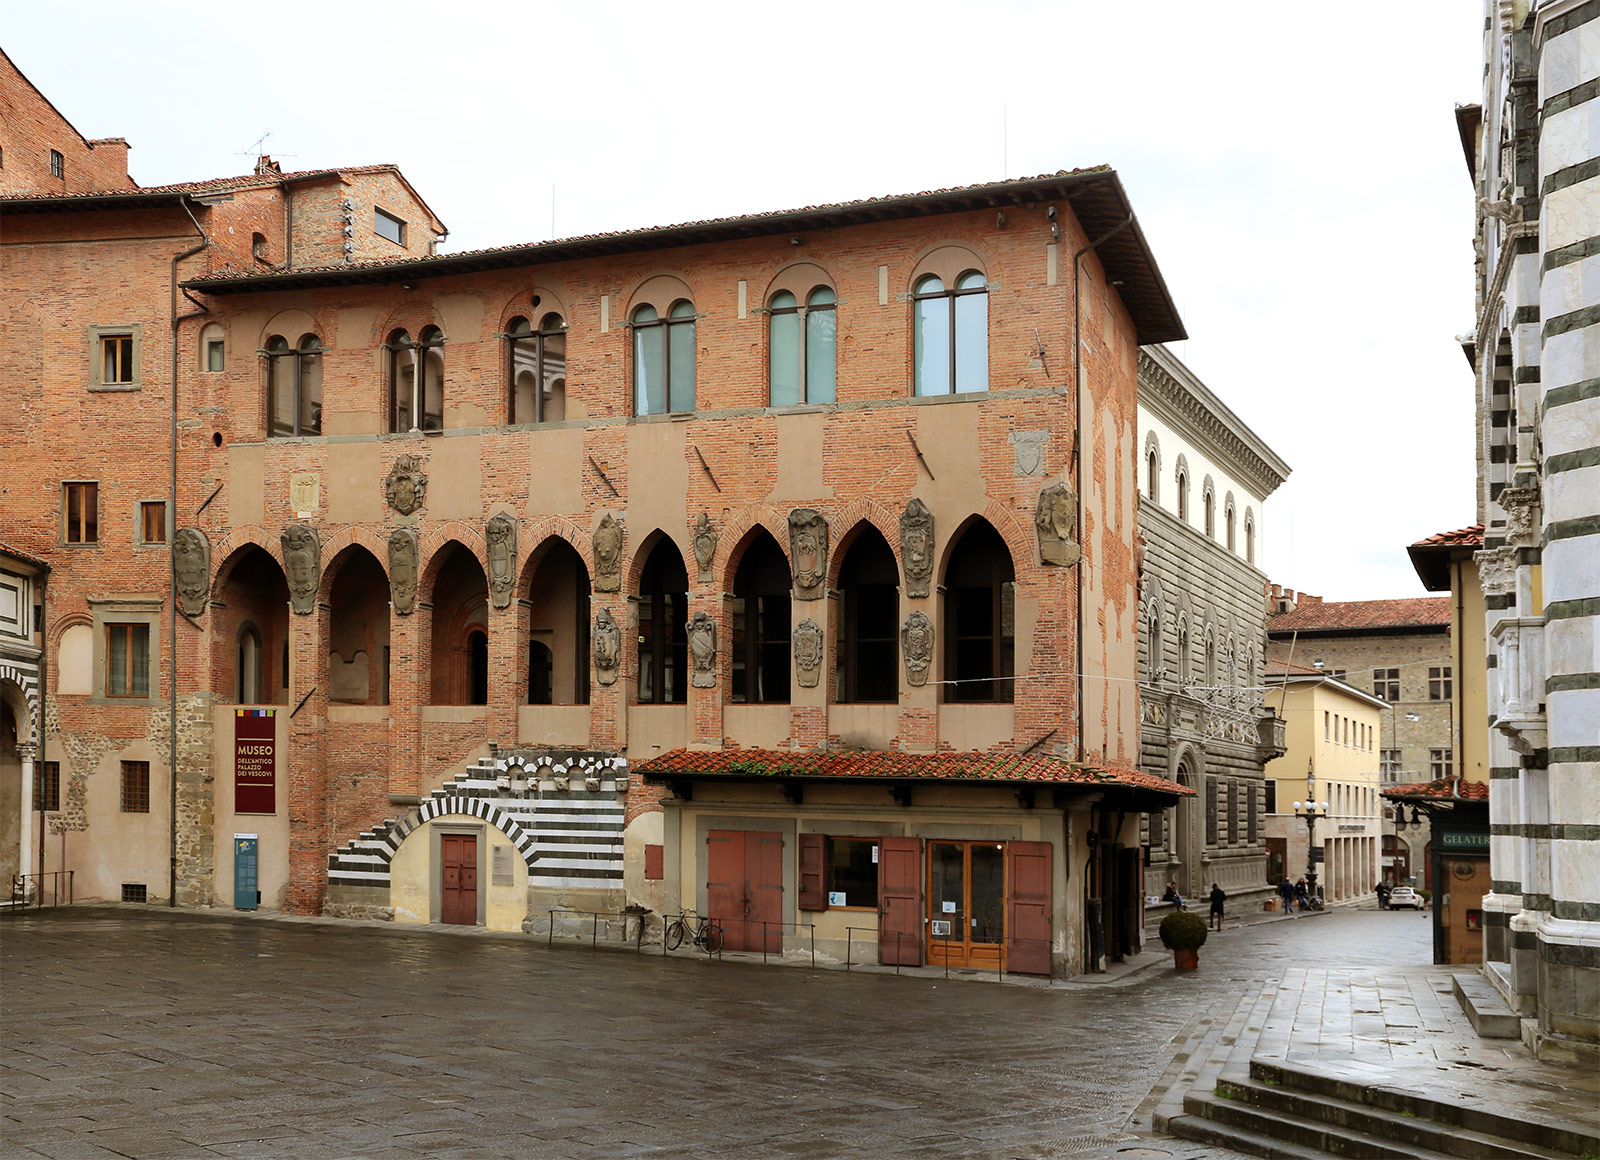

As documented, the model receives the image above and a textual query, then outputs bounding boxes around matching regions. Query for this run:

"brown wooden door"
[706,829,783,952]
[1005,840,1052,976]
[878,836,922,966]
[440,833,477,925]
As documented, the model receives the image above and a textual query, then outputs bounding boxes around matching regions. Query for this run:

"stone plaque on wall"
[593,608,620,686]
[1009,430,1048,476]
[289,472,321,517]
[788,509,829,601]
[902,611,933,687]
[688,612,717,688]
[692,512,718,582]
[592,514,623,592]
[1035,482,1081,566]
[900,498,934,599]
[486,513,517,609]
[281,524,320,615]
[172,528,210,619]
[793,618,823,688]
[384,454,427,516]
[388,528,419,615]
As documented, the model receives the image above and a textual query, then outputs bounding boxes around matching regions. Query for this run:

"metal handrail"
[545,906,651,952]
[844,926,907,974]
[708,915,817,968]
[7,871,74,911]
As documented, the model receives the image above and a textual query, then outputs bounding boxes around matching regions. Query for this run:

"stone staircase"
[328,750,628,894]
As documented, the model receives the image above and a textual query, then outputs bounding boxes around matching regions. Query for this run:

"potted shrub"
[1160,911,1209,970]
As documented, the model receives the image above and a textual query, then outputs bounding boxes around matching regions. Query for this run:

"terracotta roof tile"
[1267,597,1451,634]
[632,747,1193,795]
[1382,777,1489,801]
[1410,525,1484,549]
[0,164,397,202]
[0,540,50,570]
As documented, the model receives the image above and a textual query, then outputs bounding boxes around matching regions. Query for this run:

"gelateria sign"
[235,708,276,814]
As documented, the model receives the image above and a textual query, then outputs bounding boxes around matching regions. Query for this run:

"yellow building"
[1262,662,1384,904]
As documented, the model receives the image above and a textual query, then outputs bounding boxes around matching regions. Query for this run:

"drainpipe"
[1071,213,1133,762]
[168,196,210,907]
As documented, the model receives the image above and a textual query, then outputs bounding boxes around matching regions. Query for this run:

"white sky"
[6,1,1486,601]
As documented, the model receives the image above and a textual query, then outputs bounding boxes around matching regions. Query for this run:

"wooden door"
[706,829,783,952]
[1005,840,1051,976]
[878,836,922,966]
[441,833,477,925]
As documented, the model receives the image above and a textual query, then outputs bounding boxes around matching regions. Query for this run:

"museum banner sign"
[235,708,276,814]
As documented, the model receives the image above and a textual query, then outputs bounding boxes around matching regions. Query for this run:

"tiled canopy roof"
[1382,777,1489,801]
[1267,597,1451,634]
[633,747,1193,795]
[1407,525,1485,592]
[0,540,49,570]
[1410,525,1484,549]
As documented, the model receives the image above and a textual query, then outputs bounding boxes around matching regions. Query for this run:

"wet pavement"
[1,904,1433,1159]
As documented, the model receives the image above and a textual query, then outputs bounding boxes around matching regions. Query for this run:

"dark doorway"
[943,520,1015,702]
[638,539,688,704]
[835,526,898,702]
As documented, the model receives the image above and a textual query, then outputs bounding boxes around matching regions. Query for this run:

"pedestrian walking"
[1375,881,1390,910]
[1209,883,1226,930]
[1278,877,1296,915]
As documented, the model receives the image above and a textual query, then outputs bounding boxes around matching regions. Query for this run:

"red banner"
[235,709,276,814]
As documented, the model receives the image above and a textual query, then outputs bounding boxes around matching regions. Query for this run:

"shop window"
[633,300,696,415]
[769,287,836,406]
[120,761,150,813]
[139,501,167,545]
[63,482,98,544]
[106,623,150,697]
[637,539,688,704]
[375,207,407,245]
[835,527,898,703]
[828,838,879,908]
[943,520,1014,703]
[912,271,988,395]
[507,312,567,424]
[266,333,323,437]
[730,533,790,704]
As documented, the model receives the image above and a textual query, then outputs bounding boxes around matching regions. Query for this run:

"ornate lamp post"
[1293,760,1329,899]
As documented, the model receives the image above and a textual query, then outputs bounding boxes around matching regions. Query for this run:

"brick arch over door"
[714,507,791,592]
[824,497,902,589]
[314,527,392,605]
[514,518,595,595]
[418,525,488,605]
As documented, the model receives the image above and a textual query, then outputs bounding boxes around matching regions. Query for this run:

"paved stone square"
[1,906,1430,1159]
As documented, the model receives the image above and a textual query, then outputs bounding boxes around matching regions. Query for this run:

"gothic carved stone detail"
[592,514,623,592]
[384,454,428,516]
[693,512,718,581]
[902,611,934,687]
[900,498,934,599]
[593,608,621,686]
[1475,545,1518,597]
[1009,430,1048,476]
[688,612,717,688]
[388,528,419,615]
[788,509,829,601]
[172,528,210,618]
[281,524,321,615]
[1500,484,1541,549]
[793,618,823,688]
[1035,482,1081,566]
[486,514,517,609]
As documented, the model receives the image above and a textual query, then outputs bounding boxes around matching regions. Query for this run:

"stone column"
[286,599,331,914]
[16,742,35,895]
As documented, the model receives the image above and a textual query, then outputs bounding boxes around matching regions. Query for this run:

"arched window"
[387,329,413,431]
[633,300,696,415]
[943,520,1014,702]
[637,539,688,704]
[913,271,988,395]
[418,325,445,431]
[507,311,566,424]
[1177,619,1191,683]
[1225,497,1237,552]
[237,623,263,704]
[1244,510,1256,565]
[1204,629,1217,686]
[1148,606,1164,680]
[1147,449,1160,503]
[524,538,590,706]
[731,534,790,703]
[836,527,899,703]
[1175,467,1189,522]
[1203,481,1216,538]
[200,322,225,373]
[769,287,837,406]
[388,327,444,432]
[265,334,322,436]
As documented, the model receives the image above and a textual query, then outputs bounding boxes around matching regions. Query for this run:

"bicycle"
[664,909,725,953]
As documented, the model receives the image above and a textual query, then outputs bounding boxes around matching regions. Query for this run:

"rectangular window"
[374,207,406,245]
[140,501,167,544]
[105,622,151,697]
[64,482,98,544]
[50,149,64,178]
[90,325,142,388]
[1323,711,1330,740]
[827,838,879,909]
[36,761,60,812]
[1429,666,1453,701]
[102,334,135,383]
[1372,668,1400,702]
[1227,780,1239,843]
[120,761,150,812]
[1430,748,1453,779]
[1326,668,1346,681]
[1264,780,1277,814]
[121,883,147,903]
[206,339,225,372]
[1381,749,1402,780]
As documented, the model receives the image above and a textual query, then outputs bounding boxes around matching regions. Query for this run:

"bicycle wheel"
[703,923,724,954]
[664,919,685,950]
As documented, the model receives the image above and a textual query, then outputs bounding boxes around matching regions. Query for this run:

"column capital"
[16,742,37,762]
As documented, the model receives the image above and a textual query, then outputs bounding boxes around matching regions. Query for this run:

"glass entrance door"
[927,841,1006,969]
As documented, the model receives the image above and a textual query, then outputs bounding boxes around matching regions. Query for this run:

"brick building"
[2,51,1193,975]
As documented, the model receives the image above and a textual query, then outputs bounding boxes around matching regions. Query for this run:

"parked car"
[1388,886,1422,910]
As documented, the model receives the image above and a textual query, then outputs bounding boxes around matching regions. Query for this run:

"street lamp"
[1293,761,1329,898]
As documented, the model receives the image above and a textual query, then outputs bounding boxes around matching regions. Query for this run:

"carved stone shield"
[384,454,428,517]
[900,498,934,599]
[1009,430,1048,476]
[593,608,621,686]
[592,514,623,592]
[172,528,210,618]
[788,509,829,601]
[486,513,517,609]
[1035,482,1081,566]
[902,611,934,687]
[388,528,419,615]
[793,618,823,688]
[281,524,321,615]
[688,611,717,688]
[693,512,718,581]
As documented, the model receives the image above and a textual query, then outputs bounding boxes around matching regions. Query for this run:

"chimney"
[254,155,282,176]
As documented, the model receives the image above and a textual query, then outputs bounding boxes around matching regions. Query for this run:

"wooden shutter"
[1005,840,1053,976]
[798,833,827,910]
[877,836,922,966]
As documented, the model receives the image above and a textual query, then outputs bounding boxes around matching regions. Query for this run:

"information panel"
[235,708,276,814]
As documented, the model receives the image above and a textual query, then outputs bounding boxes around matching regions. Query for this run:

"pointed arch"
[941,515,1016,703]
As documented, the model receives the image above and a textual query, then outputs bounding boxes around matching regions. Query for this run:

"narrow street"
[1,905,1430,1159]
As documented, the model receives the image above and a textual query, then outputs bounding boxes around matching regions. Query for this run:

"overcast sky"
[6,2,1485,601]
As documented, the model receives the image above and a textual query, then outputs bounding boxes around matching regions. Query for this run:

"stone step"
[1180,1088,1463,1159]
[1452,970,1521,1038]
[1163,1110,1346,1160]
[1210,1073,1572,1159]
[1249,1059,1600,1157]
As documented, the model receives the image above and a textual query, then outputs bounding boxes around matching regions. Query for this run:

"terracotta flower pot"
[1173,948,1199,970]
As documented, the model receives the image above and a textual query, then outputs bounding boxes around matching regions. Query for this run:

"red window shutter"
[644,844,664,881]
[798,832,827,910]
